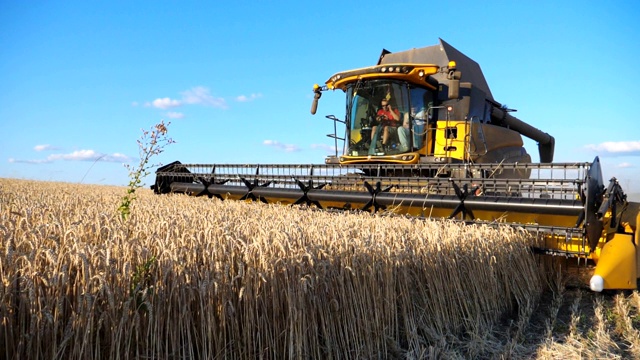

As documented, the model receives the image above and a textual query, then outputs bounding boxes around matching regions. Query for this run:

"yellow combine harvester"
[152,39,639,292]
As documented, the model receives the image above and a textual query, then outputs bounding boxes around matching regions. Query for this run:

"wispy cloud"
[236,93,262,102]
[9,158,51,164]
[9,150,131,164]
[144,86,229,114]
[166,111,185,119]
[311,143,337,153]
[34,144,61,152]
[182,86,227,109]
[585,141,640,156]
[617,162,634,168]
[263,140,300,152]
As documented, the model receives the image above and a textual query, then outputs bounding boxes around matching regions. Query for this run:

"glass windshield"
[408,86,435,152]
[345,80,434,156]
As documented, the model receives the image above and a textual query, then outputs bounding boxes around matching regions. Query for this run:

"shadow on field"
[486,257,640,360]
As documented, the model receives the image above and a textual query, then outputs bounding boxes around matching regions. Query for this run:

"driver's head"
[381,98,389,107]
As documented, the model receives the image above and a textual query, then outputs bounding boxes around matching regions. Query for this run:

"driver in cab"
[377,97,400,125]
[374,96,400,151]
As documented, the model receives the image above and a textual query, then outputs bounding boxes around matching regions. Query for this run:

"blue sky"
[2,1,639,198]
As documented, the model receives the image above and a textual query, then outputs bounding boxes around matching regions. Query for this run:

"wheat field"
[1,178,639,359]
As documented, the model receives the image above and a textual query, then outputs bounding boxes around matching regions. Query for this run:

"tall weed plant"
[118,120,174,220]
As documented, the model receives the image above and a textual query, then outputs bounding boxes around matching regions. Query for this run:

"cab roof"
[378,38,494,101]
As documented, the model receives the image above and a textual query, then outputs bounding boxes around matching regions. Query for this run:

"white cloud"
[617,162,634,168]
[131,101,139,107]
[142,86,230,114]
[182,86,227,109]
[151,97,182,110]
[263,140,300,152]
[586,141,640,155]
[9,150,132,164]
[311,143,337,153]
[104,153,130,162]
[49,149,100,161]
[166,112,185,119]
[34,144,60,152]
[236,93,263,102]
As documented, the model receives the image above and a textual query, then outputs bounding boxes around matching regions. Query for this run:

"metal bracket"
[597,177,628,233]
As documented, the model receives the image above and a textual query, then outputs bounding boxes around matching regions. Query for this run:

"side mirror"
[310,84,322,115]
[448,79,459,100]
[447,67,461,100]
[311,92,321,114]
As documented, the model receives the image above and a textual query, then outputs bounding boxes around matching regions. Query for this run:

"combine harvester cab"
[312,39,554,171]
[152,39,639,292]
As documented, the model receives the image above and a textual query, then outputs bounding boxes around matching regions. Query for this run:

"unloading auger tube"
[490,106,555,164]
[151,158,640,292]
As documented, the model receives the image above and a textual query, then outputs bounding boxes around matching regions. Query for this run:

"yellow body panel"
[434,121,469,160]
[636,212,640,278]
[432,121,529,162]
[327,64,440,91]
[338,152,421,165]
[592,233,637,290]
